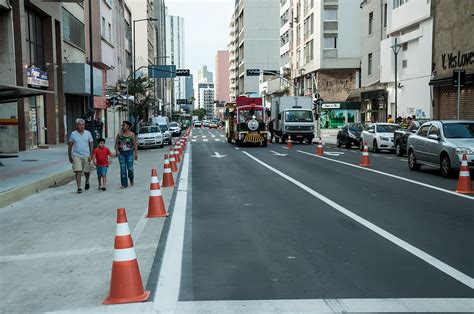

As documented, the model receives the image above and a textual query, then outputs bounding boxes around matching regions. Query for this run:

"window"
[402,60,407,68]
[108,23,112,41]
[383,4,387,28]
[324,9,337,21]
[25,9,44,66]
[418,125,430,137]
[402,43,408,51]
[429,125,440,137]
[63,9,85,50]
[324,35,337,49]
[368,12,373,35]
[394,0,409,9]
[368,53,373,75]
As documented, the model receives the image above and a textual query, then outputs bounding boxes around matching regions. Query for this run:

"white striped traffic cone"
[146,169,168,217]
[103,208,150,304]
[162,154,175,188]
[360,142,370,167]
[456,154,473,194]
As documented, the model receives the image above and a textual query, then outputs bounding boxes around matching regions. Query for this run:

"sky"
[165,0,235,77]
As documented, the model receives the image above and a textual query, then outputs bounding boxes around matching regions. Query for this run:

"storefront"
[320,101,361,129]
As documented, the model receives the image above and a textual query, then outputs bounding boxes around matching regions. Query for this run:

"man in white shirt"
[68,118,94,193]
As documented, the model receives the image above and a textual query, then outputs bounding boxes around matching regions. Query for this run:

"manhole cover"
[21,159,39,162]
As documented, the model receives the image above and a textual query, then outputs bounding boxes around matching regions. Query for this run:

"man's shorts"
[72,156,92,173]
[96,166,108,176]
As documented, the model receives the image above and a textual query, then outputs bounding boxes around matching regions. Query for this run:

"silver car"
[407,120,474,177]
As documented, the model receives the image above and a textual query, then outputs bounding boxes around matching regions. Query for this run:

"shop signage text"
[441,51,474,70]
[322,103,340,109]
[27,67,49,88]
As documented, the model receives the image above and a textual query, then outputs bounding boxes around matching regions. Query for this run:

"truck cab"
[271,97,315,144]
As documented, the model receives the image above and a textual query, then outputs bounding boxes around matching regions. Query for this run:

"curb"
[0,170,75,208]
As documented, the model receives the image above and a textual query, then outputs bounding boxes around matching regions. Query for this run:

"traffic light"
[176,69,190,76]
[246,69,260,76]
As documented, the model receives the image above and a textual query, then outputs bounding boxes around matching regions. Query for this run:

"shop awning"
[0,83,54,102]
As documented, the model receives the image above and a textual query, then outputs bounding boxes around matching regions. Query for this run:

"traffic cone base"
[103,261,150,304]
[456,154,473,194]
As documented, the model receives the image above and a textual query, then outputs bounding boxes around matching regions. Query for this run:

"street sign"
[453,69,465,86]
[176,99,188,105]
[246,69,260,76]
[176,69,190,76]
[149,65,176,78]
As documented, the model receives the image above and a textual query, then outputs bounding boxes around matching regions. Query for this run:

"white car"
[137,125,164,148]
[169,122,181,137]
[360,123,401,153]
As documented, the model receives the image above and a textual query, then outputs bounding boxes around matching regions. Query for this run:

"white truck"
[270,96,315,144]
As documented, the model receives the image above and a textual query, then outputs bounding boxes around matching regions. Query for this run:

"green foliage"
[191,108,207,120]
[127,76,155,121]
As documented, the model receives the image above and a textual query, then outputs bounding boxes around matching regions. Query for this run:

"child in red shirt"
[93,138,115,191]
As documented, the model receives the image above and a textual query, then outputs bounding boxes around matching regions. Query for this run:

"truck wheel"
[281,137,286,144]
[307,137,313,145]
[237,140,243,147]
[262,141,267,147]
[227,138,232,143]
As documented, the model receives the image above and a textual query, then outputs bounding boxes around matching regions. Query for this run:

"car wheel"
[408,150,421,171]
[395,141,404,157]
[345,142,352,149]
[372,140,379,153]
[336,137,341,147]
[440,153,453,178]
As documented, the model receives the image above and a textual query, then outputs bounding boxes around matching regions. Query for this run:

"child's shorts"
[96,166,108,176]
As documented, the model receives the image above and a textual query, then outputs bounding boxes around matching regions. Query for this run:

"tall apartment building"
[198,83,215,118]
[215,50,230,104]
[185,74,194,111]
[281,0,361,102]
[229,0,280,99]
[129,0,156,72]
[380,0,433,119]
[194,65,213,107]
[4,0,66,151]
[154,0,167,115]
[358,0,388,123]
[166,14,185,115]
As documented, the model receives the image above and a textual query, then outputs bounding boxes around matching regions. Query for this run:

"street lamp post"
[391,38,402,120]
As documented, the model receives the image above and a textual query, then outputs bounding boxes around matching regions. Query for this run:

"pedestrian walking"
[115,121,138,189]
[93,138,115,191]
[387,114,394,123]
[68,118,94,193]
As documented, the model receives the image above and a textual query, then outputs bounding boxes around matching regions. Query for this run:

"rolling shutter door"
[438,86,474,120]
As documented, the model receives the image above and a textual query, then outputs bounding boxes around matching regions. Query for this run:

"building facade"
[184,74,194,111]
[154,0,167,116]
[229,0,280,99]
[380,0,433,120]
[198,83,215,118]
[166,14,185,116]
[194,65,213,107]
[129,0,156,72]
[215,50,230,104]
[430,0,474,120]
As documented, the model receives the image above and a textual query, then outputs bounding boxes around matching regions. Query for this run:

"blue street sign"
[149,65,176,78]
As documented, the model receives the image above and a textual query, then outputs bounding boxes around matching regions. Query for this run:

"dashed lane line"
[243,151,474,289]
[297,150,474,201]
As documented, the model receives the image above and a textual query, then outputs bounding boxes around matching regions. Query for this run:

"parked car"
[194,120,202,127]
[360,123,401,152]
[203,120,210,128]
[169,122,181,137]
[136,125,164,149]
[209,121,219,129]
[337,123,365,148]
[393,118,431,156]
[157,124,171,144]
[407,120,474,177]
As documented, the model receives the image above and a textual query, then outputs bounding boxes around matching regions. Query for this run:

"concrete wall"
[0,5,15,84]
[389,0,430,34]
[215,50,230,103]
[431,0,474,79]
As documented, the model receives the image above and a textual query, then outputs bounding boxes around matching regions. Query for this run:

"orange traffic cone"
[146,169,168,218]
[316,138,324,156]
[360,142,371,167]
[456,154,473,194]
[162,154,175,188]
[287,135,293,149]
[174,146,181,163]
[103,208,150,305]
[169,151,178,172]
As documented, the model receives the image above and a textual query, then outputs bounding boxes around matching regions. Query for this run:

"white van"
[151,116,171,145]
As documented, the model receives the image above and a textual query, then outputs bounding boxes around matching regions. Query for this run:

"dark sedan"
[393,118,430,156]
[337,123,365,148]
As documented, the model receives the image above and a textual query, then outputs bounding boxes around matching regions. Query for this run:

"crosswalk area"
[190,134,226,142]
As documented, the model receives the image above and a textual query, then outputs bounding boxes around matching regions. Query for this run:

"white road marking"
[270,150,287,157]
[175,298,474,313]
[211,152,226,158]
[153,147,190,312]
[191,139,197,142]
[235,148,239,150]
[385,157,395,160]
[214,139,220,141]
[203,139,208,142]
[220,135,225,137]
[324,152,344,156]
[297,150,474,201]
[193,136,197,139]
[202,135,207,138]
[243,151,474,289]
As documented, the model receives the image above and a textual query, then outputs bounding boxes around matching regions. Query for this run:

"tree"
[126,76,155,123]
[191,108,207,120]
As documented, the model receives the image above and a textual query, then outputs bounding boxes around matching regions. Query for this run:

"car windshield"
[443,122,474,138]
[349,124,365,132]
[159,125,168,131]
[169,123,178,127]
[376,124,399,133]
[139,126,160,134]
[285,110,313,122]
[239,109,263,122]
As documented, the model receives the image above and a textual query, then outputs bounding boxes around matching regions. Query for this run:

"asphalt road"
[177,127,474,308]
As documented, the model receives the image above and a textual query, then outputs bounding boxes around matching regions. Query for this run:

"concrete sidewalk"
[0,139,117,208]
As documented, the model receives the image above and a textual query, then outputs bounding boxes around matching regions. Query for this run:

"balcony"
[324,0,338,5]
[324,21,338,33]
[323,49,338,58]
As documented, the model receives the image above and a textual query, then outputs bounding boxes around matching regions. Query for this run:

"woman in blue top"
[115,121,138,188]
